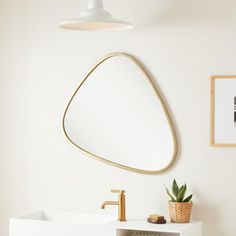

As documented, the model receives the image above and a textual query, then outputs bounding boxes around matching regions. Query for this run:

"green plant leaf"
[183,194,193,202]
[172,179,179,198]
[179,185,184,193]
[165,185,176,202]
[177,184,187,202]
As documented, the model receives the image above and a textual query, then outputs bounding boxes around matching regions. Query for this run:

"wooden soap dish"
[147,218,167,224]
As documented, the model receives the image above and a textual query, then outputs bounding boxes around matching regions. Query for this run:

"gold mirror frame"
[62,52,178,174]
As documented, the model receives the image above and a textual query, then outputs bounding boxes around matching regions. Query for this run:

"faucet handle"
[111,189,125,194]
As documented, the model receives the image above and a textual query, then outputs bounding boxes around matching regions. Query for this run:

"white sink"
[10,212,202,236]
[33,211,116,224]
[10,211,117,236]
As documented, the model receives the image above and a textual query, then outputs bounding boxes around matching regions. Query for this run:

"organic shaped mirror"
[62,53,177,174]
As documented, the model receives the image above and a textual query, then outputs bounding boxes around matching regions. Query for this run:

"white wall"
[1,0,236,235]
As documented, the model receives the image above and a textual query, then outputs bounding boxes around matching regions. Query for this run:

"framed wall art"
[210,75,236,147]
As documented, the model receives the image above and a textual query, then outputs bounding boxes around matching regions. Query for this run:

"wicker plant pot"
[169,201,193,223]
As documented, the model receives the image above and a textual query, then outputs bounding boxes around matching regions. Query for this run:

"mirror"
[62,53,177,174]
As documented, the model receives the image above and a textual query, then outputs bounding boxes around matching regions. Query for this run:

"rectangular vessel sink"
[10,211,117,236]
[10,212,202,236]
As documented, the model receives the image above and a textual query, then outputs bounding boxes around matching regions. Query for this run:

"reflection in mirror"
[62,53,177,174]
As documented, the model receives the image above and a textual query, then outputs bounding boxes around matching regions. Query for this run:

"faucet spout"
[101,201,118,209]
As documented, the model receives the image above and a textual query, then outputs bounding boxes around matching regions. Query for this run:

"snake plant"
[165,179,193,202]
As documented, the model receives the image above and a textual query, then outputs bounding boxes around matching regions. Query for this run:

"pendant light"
[59,0,134,31]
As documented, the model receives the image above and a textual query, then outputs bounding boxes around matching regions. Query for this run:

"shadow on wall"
[193,196,225,236]
[126,0,236,29]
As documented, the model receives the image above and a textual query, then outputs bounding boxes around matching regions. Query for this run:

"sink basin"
[28,211,116,225]
[10,211,117,236]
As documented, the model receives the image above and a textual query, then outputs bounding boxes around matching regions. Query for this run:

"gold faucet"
[101,189,126,222]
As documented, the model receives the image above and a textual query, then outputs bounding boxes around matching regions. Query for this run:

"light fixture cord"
[88,0,104,9]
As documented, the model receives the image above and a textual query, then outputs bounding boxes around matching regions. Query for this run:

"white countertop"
[116,220,201,233]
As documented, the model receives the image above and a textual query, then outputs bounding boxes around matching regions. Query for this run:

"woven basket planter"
[169,201,193,223]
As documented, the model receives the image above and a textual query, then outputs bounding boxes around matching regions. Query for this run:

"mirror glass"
[63,53,177,174]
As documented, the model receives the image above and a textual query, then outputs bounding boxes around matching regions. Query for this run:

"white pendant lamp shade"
[59,0,134,31]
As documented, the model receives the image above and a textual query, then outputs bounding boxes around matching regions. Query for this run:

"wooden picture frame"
[210,75,236,147]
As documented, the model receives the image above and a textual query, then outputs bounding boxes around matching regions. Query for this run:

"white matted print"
[210,75,236,147]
